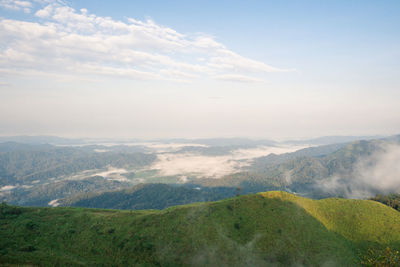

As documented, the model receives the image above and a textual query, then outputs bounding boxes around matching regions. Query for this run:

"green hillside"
[1,191,400,266]
[370,193,400,211]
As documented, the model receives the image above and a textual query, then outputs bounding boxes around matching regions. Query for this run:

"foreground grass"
[1,191,400,266]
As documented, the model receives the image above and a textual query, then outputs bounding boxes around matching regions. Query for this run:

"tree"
[236,187,242,197]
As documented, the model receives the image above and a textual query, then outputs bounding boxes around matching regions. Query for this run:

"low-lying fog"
[64,143,308,182]
[151,145,307,178]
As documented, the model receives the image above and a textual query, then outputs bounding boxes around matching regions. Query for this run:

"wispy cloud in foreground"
[317,143,400,198]
[0,0,291,83]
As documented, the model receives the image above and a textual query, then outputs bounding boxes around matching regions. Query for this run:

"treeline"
[370,193,400,211]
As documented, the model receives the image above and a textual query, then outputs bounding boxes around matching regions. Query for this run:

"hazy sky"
[0,0,399,139]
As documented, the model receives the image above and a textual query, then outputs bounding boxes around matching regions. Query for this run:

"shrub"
[361,247,400,267]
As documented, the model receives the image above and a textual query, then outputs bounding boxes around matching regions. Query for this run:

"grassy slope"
[261,192,400,244]
[1,191,400,266]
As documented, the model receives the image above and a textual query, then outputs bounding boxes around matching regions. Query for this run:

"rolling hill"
[1,191,399,266]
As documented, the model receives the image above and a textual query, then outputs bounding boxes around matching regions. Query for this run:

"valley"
[2,0,399,265]
[0,137,309,207]
[0,135,399,210]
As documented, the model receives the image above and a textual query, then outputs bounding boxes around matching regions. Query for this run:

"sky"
[0,0,399,140]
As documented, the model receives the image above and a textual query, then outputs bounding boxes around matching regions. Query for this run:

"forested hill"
[0,142,155,186]
[198,136,400,198]
[1,191,400,266]
[58,183,238,210]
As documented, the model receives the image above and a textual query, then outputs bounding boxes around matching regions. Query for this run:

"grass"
[1,192,400,266]
[261,191,400,244]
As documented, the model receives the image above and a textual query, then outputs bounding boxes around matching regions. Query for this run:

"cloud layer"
[0,0,289,83]
[151,145,304,178]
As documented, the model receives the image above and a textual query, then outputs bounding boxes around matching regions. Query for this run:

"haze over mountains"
[1,0,400,265]
[1,135,399,209]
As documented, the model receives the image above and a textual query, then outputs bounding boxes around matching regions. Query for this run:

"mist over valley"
[1,0,400,265]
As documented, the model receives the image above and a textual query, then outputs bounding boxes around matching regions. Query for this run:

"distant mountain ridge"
[0,135,83,145]
[0,135,383,146]
[284,135,384,145]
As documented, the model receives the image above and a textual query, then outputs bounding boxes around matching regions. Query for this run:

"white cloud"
[209,50,290,73]
[316,143,400,198]
[215,74,264,83]
[355,143,400,195]
[0,0,32,12]
[34,4,52,17]
[0,1,291,83]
